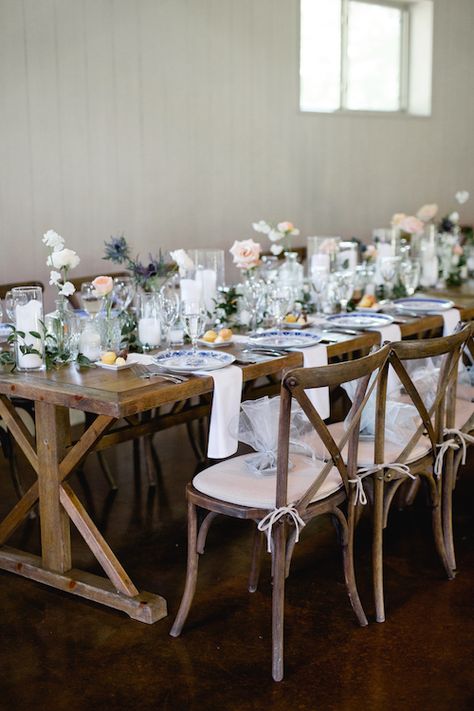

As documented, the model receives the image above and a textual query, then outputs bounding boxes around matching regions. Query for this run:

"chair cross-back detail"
[170,344,391,682]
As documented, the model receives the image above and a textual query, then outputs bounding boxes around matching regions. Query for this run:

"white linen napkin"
[441,308,461,336]
[201,365,243,459]
[373,323,402,345]
[302,344,330,419]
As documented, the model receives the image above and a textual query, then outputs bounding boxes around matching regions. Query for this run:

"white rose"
[49,270,62,286]
[416,204,438,222]
[449,211,460,224]
[170,249,194,274]
[455,190,469,205]
[270,243,284,256]
[229,239,262,269]
[42,229,65,251]
[59,281,76,296]
[47,248,80,270]
[268,229,284,243]
[252,220,271,235]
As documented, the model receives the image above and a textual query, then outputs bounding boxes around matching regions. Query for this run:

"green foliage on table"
[213,286,242,326]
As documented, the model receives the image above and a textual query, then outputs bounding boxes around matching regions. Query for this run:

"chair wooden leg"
[271,522,287,682]
[342,505,368,627]
[442,451,457,572]
[170,500,200,637]
[372,476,385,623]
[196,512,219,554]
[186,421,206,463]
[427,476,455,581]
[248,527,265,593]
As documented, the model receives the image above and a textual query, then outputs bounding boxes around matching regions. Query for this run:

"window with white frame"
[300,0,433,116]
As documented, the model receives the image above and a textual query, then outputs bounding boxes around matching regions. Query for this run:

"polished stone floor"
[0,425,473,711]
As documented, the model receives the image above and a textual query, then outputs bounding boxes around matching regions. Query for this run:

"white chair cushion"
[192,453,344,509]
[302,421,431,467]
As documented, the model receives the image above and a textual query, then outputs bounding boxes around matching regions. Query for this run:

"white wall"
[0,0,473,304]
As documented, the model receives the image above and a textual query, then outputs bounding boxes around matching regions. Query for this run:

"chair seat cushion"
[303,421,431,466]
[192,453,344,509]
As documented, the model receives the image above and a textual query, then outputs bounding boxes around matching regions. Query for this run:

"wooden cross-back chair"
[439,324,474,572]
[170,344,391,682]
[366,326,472,621]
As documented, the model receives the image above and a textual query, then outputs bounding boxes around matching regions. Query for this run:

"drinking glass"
[380,256,401,299]
[333,271,355,313]
[181,300,206,360]
[310,266,330,315]
[267,285,293,332]
[80,282,101,317]
[400,260,421,296]
[159,285,180,354]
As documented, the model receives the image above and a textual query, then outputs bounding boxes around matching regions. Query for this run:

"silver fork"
[131,364,188,383]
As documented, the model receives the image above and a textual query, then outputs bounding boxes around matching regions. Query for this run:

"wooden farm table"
[0,305,472,623]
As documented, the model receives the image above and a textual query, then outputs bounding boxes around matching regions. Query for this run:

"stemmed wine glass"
[380,256,401,300]
[241,278,266,333]
[399,260,421,297]
[310,266,330,315]
[333,271,355,313]
[113,276,135,312]
[267,285,294,334]
[181,299,206,363]
[80,282,101,318]
[159,285,180,354]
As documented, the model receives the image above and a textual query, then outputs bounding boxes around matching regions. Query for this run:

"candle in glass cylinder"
[138,318,161,348]
[180,278,201,304]
[195,268,217,311]
[15,300,43,369]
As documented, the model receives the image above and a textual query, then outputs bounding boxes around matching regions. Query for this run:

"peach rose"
[416,203,438,222]
[398,216,425,235]
[391,213,406,227]
[92,275,114,296]
[229,239,262,269]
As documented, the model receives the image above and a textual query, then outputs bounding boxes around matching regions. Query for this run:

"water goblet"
[113,276,135,312]
[80,282,101,318]
[380,256,401,300]
[181,300,206,362]
[241,278,266,333]
[333,271,355,313]
[267,285,294,333]
[310,266,330,315]
[399,260,421,297]
[159,285,180,354]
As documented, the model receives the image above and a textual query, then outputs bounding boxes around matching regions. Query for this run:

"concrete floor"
[0,425,473,711]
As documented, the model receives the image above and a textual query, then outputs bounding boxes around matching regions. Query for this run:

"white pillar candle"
[195,268,217,312]
[375,242,394,285]
[15,300,43,369]
[79,323,102,361]
[138,317,161,347]
[180,278,201,304]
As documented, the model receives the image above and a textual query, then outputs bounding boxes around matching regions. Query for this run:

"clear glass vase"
[279,252,304,297]
[45,296,74,360]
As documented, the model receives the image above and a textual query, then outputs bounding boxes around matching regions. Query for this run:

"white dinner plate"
[393,297,455,313]
[154,349,235,372]
[325,311,394,330]
[247,330,321,349]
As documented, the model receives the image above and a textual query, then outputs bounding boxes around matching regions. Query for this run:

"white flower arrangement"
[252,220,300,256]
[43,229,80,296]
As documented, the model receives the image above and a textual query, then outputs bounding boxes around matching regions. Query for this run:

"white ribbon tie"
[434,428,474,478]
[349,462,414,506]
[257,506,306,553]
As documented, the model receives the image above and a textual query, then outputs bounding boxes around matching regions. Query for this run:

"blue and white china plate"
[248,330,321,349]
[393,297,454,314]
[154,349,235,372]
[325,311,394,330]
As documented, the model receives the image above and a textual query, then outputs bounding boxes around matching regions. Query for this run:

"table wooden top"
[0,306,472,418]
